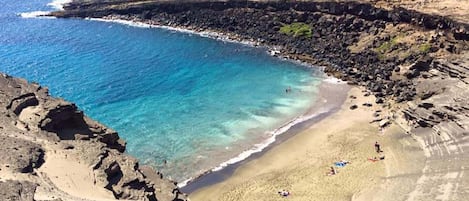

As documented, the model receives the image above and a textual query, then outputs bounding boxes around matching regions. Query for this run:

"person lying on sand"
[368,155,385,162]
[278,189,290,197]
[334,160,351,167]
[368,157,379,162]
[379,154,385,160]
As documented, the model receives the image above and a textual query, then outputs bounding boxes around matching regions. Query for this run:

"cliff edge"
[0,73,187,201]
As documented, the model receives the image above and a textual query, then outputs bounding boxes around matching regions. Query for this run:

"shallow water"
[1,0,325,182]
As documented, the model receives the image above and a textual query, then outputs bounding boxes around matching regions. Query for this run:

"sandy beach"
[189,86,426,201]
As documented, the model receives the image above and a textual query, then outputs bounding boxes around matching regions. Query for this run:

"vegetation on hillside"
[279,22,312,38]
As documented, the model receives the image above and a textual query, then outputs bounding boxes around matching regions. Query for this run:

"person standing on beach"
[375,141,381,153]
[328,166,337,176]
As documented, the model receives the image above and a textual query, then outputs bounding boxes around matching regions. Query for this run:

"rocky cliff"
[0,73,187,201]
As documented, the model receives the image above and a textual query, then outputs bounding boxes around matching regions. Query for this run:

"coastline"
[86,16,351,188]
[85,16,346,188]
[22,10,318,68]
[18,0,72,18]
[88,15,317,68]
[20,9,348,188]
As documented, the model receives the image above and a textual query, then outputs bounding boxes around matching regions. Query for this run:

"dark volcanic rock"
[375,97,385,104]
[410,56,433,72]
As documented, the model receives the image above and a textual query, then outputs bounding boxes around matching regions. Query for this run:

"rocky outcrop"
[0,73,187,201]
[0,180,37,201]
[403,58,469,131]
[0,136,44,173]
[387,53,469,201]
[1,76,126,151]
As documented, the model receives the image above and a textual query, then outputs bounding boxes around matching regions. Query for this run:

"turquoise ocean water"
[1,0,326,182]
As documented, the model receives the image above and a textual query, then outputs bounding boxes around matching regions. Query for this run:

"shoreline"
[90,16,351,188]
[20,8,348,189]
[21,10,322,69]
[181,78,350,193]
[84,16,351,189]
[18,0,72,18]
[88,15,322,70]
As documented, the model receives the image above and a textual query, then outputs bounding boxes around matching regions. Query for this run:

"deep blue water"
[0,0,324,182]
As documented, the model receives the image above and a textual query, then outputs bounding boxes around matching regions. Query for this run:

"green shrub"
[376,36,400,53]
[279,22,312,38]
[419,43,431,53]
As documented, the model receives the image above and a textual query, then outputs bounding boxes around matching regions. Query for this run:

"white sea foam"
[87,17,260,47]
[47,0,73,10]
[177,108,331,187]
[323,76,346,84]
[19,0,72,18]
[19,11,53,19]
[88,18,153,28]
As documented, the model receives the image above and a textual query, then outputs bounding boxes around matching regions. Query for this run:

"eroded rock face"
[0,180,37,201]
[0,76,126,151]
[404,58,469,131]
[0,73,186,201]
[0,136,44,173]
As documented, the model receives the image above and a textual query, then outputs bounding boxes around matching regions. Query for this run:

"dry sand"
[36,144,116,200]
[372,0,469,24]
[0,134,118,201]
[189,87,425,201]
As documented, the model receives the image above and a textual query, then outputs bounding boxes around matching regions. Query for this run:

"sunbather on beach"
[278,189,290,197]
[368,157,379,162]
[379,154,385,160]
[334,160,351,167]
[368,155,385,162]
